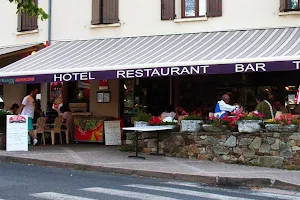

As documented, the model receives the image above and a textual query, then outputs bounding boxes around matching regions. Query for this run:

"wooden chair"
[33,117,47,145]
[48,116,70,145]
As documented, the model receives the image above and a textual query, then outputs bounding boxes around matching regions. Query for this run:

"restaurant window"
[91,0,119,25]
[181,0,222,18]
[17,0,38,32]
[280,0,300,12]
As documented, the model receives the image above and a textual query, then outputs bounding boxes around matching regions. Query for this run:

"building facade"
[1,0,300,47]
[0,0,300,116]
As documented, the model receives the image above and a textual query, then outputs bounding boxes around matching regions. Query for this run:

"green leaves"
[9,0,49,21]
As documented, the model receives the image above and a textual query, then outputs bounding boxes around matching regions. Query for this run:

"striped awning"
[0,43,44,57]
[0,27,300,84]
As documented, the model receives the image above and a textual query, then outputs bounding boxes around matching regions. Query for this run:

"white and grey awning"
[0,27,300,84]
[0,43,44,57]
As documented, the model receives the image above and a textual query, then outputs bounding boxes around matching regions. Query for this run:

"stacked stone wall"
[126,131,300,169]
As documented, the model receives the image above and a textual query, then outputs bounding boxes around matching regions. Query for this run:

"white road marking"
[164,181,205,188]
[81,187,179,200]
[125,184,255,200]
[164,181,300,200]
[252,192,300,200]
[30,192,96,200]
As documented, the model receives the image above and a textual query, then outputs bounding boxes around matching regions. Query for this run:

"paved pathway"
[1,144,300,189]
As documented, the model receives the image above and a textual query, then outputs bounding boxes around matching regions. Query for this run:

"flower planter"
[0,133,6,150]
[181,120,202,132]
[237,120,262,133]
[134,121,149,127]
[202,124,227,132]
[265,124,298,133]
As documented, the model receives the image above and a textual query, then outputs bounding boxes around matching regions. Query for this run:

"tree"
[9,0,48,20]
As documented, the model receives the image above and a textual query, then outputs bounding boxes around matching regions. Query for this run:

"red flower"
[149,116,162,125]
[287,121,292,125]
[197,113,200,117]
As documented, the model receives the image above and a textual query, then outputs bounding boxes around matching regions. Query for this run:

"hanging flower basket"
[265,124,298,133]
[238,120,262,133]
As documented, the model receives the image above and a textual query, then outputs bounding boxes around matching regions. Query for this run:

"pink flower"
[181,111,188,115]
[280,122,284,126]
[287,121,292,125]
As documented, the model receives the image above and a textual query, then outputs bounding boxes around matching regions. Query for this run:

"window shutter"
[91,0,101,25]
[206,0,222,17]
[279,0,287,12]
[102,0,119,24]
[17,0,38,32]
[161,0,175,20]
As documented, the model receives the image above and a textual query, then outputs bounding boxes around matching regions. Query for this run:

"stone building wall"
[126,131,300,169]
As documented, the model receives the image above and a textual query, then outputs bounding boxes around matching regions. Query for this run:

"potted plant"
[202,116,229,132]
[265,114,299,132]
[237,111,264,133]
[0,109,8,150]
[133,106,151,127]
[181,112,202,132]
[149,116,179,130]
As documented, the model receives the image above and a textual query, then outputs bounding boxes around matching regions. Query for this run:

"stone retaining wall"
[126,131,300,169]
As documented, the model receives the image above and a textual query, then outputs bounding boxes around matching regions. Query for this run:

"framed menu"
[6,115,28,151]
[104,120,121,145]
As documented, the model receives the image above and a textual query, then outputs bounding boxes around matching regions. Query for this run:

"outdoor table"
[122,126,173,159]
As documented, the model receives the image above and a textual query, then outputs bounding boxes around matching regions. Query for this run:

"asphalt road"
[0,162,299,200]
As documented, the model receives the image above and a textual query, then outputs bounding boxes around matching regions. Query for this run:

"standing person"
[8,103,20,115]
[214,94,239,119]
[255,94,274,119]
[19,88,38,145]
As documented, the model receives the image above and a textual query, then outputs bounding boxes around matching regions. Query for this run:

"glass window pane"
[185,0,196,17]
[288,0,299,9]
[199,0,206,16]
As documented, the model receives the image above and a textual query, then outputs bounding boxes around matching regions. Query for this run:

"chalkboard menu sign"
[104,120,121,145]
[6,115,28,151]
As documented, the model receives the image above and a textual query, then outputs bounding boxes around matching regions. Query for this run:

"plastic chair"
[33,117,47,145]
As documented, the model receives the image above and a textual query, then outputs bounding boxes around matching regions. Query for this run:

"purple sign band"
[0,60,299,85]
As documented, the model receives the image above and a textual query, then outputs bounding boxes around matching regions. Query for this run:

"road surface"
[0,162,299,200]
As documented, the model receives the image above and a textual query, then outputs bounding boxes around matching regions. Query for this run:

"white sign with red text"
[6,115,28,151]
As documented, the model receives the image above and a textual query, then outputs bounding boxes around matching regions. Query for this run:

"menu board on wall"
[104,120,121,146]
[6,115,28,151]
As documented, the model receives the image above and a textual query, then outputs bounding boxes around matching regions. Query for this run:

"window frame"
[287,0,300,11]
[181,0,206,18]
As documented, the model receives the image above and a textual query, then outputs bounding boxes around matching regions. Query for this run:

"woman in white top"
[161,105,176,120]
[60,106,74,143]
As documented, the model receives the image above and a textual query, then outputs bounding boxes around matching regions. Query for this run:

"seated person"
[175,105,188,119]
[255,95,274,119]
[8,103,19,115]
[45,102,58,123]
[214,94,239,119]
[272,101,289,116]
[161,105,176,120]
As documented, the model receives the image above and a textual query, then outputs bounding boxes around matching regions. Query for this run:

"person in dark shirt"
[33,100,44,124]
[45,102,58,123]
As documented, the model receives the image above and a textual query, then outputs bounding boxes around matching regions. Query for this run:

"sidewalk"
[1,144,300,190]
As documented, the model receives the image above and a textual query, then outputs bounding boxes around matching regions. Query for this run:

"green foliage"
[133,107,151,122]
[184,114,201,120]
[9,0,49,20]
